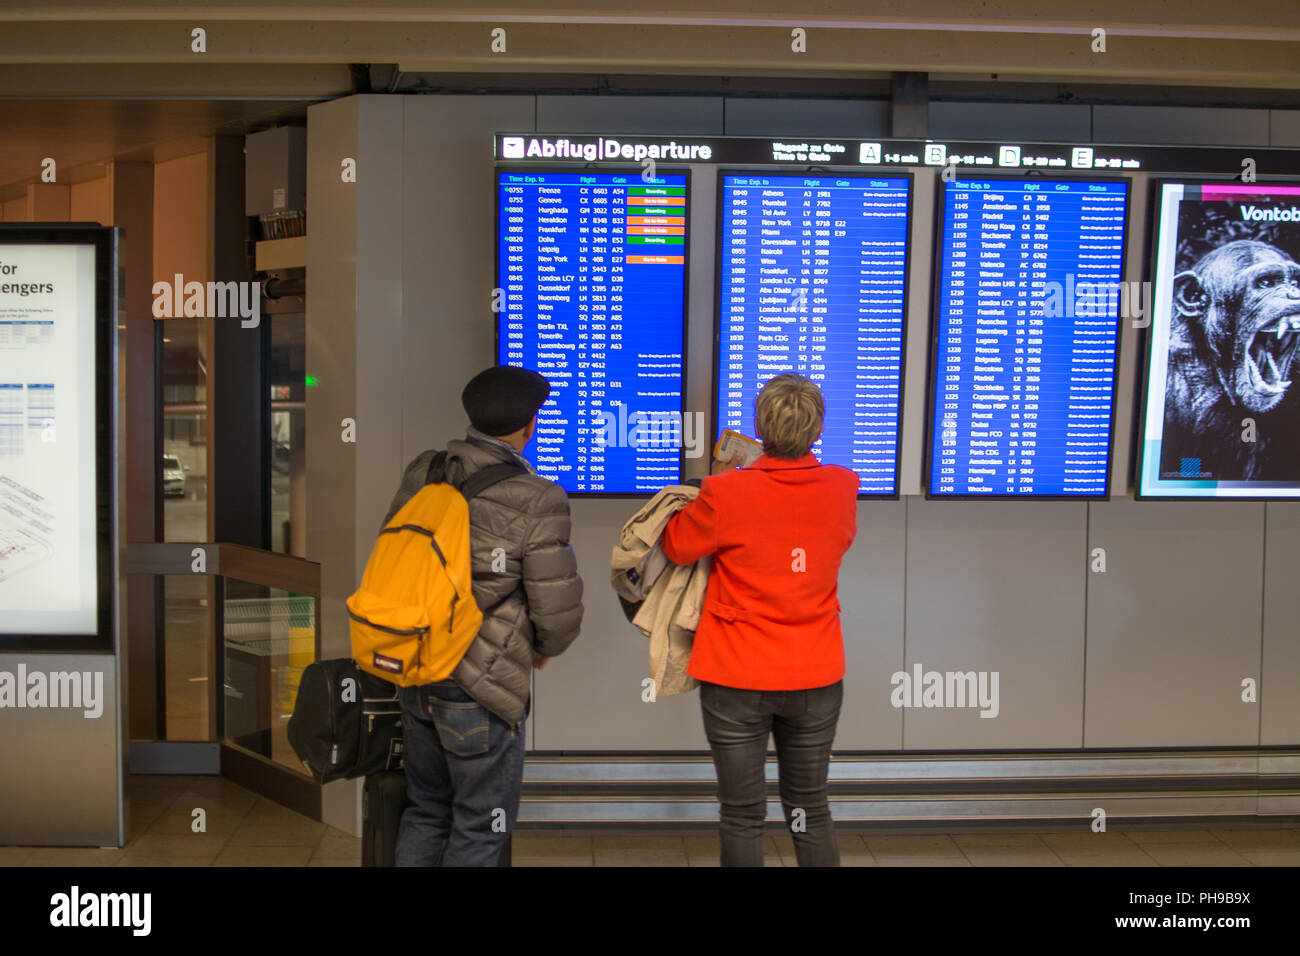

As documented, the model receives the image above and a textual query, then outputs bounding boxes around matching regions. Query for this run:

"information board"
[716,172,911,494]
[0,227,114,647]
[497,169,688,494]
[1138,182,1300,498]
[928,177,1129,497]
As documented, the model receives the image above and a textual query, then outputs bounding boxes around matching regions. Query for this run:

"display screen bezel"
[922,174,1132,501]
[712,167,915,499]
[0,225,116,653]
[494,164,692,497]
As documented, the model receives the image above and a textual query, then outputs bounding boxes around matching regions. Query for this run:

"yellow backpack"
[347,451,523,686]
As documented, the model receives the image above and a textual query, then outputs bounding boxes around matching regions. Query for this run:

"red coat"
[661,453,859,691]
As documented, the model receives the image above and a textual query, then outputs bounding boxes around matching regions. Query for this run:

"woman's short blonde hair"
[755,373,824,459]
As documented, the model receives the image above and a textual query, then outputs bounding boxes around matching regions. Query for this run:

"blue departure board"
[717,172,911,495]
[497,169,688,494]
[927,178,1129,497]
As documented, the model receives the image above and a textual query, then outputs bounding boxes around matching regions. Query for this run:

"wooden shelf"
[255,236,306,271]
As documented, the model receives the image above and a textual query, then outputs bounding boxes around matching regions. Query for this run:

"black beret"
[462,365,550,437]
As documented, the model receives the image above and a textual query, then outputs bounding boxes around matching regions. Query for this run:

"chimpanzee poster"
[1139,182,1300,498]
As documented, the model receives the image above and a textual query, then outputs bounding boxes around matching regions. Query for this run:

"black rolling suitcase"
[362,771,411,867]
[360,771,514,866]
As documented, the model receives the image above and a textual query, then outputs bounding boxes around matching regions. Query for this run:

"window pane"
[269,312,305,555]
[164,574,211,741]
[161,317,207,541]
[222,580,316,775]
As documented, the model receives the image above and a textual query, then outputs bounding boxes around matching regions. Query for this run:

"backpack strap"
[381,450,448,528]
[457,462,526,501]
[382,452,522,529]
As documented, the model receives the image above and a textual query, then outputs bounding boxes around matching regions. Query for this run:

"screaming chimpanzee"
[1160,239,1300,482]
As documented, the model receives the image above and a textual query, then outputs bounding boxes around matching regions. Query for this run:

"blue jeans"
[395,679,525,867]
[700,680,843,867]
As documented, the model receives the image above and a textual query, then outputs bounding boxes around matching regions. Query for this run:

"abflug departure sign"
[499,135,713,163]
[496,133,1152,170]
[494,133,1300,176]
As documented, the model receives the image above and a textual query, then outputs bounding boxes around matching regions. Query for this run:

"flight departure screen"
[497,169,688,494]
[928,178,1129,497]
[717,172,911,494]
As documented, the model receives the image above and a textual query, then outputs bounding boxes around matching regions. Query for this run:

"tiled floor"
[3,775,1299,867]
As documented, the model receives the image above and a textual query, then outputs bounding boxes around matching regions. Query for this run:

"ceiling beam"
[0,15,1293,91]
[3,2,1297,39]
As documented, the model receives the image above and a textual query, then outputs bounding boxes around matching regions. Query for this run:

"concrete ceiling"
[0,1,1295,190]
[1,2,1294,90]
[0,98,313,192]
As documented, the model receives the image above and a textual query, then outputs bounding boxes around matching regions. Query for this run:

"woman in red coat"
[662,373,858,866]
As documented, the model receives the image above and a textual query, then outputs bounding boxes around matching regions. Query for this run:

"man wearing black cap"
[395,365,583,866]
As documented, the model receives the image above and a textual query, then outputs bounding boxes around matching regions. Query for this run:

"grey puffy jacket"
[427,434,584,726]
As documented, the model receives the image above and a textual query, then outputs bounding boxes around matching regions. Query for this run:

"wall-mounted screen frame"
[1136,179,1300,500]
[0,225,116,653]
[495,165,691,496]
[713,169,913,498]
[924,175,1131,500]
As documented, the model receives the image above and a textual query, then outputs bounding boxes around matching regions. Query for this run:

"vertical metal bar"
[214,575,226,742]
[153,318,166,740]
[112,159,161,740]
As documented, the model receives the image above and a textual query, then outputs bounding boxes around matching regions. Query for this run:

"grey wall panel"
[1093,106,1269,146]
[306,95,361,663]
[930,102,1090,143]
[1261,503,1300,746]
[903,499,1088,749]
[400,95,535,466]
[531,498,709,750]
[0,653,121,846]
[537,95,723,134]
[837,499,907,750]
[1085,499,1264,747]
[539,505,910,752]
[723,98,890,137]
[354,96,406,578]
[306,95,365,836]
[1270,110,1300,148]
